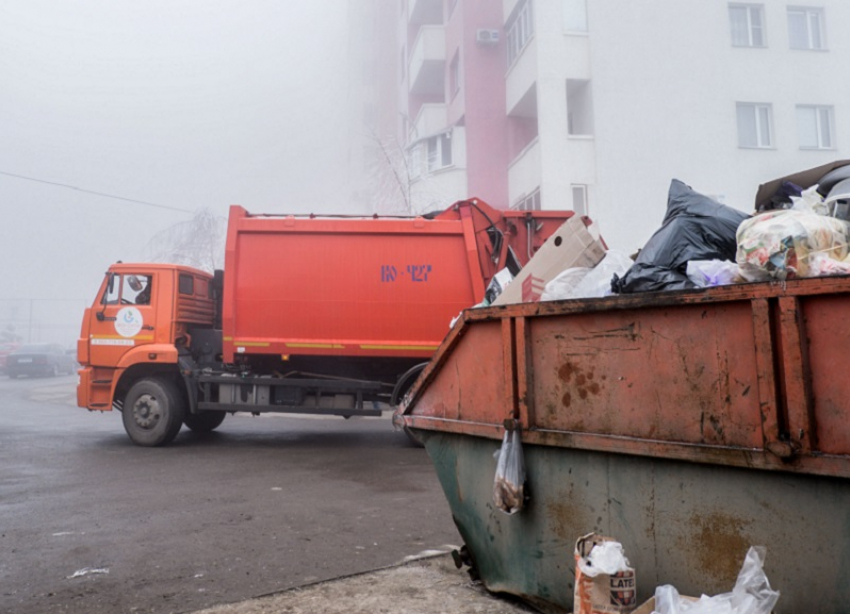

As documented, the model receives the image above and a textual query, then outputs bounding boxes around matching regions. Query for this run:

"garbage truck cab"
[77,264,215,431]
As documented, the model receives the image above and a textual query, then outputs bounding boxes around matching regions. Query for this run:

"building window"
[566,79,594,136]
[571,185,588,216]
[408,143,423,179]
[729,4,766,47]
[507,0,534,66]
[797,105,834,149]
[513,190,541,211]
[736,102,773,148]
[427,133,452,171]
[788,7,825,50]
[563,0,588,32]
[408,132,453,179]
[449,52,460,99]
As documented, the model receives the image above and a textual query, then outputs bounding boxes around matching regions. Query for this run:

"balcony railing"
[411,103,448,140]
[508,137,541,206]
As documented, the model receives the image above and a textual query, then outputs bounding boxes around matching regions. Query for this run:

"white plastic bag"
[492,428,526,514]
[686,260,741,288]
[790,184,829,216]
[651,546,779,614]
[578,540,631,577]
[541,250,633,301]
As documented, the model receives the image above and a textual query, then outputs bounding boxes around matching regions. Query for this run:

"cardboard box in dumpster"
[574,533,637,614]
[492,216,606,306]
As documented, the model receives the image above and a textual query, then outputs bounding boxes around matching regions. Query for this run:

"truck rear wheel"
[183,411,226,433]
[122,378,185,447]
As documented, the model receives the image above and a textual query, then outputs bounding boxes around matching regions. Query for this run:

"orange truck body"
[76,199,577,445]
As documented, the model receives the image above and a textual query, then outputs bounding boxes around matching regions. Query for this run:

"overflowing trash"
[642,546,779,614]
[492,425,526,514]
[597,161,850,294]
[612,180,750,294]
[542,250,633,301]
[685,260,742,288]
[736,208,850,281]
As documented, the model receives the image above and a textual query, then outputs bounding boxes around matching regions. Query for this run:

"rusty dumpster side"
[398,277,850,614]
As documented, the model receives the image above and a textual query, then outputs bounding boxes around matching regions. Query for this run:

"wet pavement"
[0,375,468,614]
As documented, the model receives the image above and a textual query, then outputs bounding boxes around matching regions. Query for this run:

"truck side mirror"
[96,311,105,322]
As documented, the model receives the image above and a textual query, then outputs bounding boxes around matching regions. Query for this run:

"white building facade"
[385,0,850,252]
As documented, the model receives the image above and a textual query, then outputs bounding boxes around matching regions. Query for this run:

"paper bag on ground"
[574,533,637,614]
[492,216,606,306]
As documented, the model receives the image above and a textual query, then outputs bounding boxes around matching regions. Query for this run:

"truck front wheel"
[183,411,226,433]
[122,378,185,447]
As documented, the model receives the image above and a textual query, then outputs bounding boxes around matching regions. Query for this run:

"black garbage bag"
[612,180,750,293]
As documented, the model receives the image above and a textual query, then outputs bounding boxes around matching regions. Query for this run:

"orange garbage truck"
[76,199,576,446]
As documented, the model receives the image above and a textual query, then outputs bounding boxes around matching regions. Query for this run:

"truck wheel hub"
[132,395,161,428]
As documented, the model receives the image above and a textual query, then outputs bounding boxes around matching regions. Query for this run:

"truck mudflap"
[397,276,850,614]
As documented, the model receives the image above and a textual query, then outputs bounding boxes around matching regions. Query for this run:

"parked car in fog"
[6,344,77,378]
[0,342,21,373]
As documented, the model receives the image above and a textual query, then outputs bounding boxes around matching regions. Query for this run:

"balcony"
[411,103,448,140]
[409,0,443,25]
[409,26,446,97]
[508,137,542,207]
[506,37,537,117]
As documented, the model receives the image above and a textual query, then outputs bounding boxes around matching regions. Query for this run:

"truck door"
[88,272,158,367]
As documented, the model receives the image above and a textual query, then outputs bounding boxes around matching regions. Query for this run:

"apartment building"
[384,0,850,252]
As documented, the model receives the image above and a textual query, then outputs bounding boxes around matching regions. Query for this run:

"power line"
[0,170,194,214]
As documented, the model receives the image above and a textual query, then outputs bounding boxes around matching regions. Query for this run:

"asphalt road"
[0,374,462,614]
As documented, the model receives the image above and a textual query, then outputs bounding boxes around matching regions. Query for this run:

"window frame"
[787,6,826,50]
[571,184,588,216]
[512,189,541,212]
[426,132,452,172]
[729,3,766,48]
[507,0,534,67]
[736,102,774,149]
[796,104,834,150]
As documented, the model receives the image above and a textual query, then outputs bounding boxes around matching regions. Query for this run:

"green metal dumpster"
[396,276,850,613]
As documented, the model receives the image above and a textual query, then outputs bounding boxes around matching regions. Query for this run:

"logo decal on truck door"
[115,307,143,338]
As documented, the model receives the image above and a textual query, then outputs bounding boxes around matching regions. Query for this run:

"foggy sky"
[0,1,355,343]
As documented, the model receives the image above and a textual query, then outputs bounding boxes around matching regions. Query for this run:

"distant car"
[0,342,21,373]
[6,343,77,378]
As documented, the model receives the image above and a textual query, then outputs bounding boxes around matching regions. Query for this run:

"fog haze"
[0,1,354,343]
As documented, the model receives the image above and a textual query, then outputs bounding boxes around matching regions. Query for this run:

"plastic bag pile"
[612,180,750,293]
[611,163,850,294]
[651,546,779,614]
